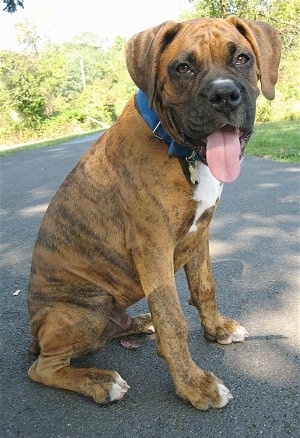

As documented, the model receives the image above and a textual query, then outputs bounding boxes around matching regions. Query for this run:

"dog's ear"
[126,21,181,106]
[227,16,281,100]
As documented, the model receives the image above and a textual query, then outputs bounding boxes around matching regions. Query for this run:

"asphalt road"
[1,134,299,438]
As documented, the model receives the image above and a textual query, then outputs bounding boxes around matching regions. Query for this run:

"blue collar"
[135,89,197,160]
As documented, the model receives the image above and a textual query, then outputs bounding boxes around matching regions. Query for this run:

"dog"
[27,16,281,410]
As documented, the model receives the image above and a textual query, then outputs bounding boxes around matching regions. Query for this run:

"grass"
[1,120,299,163]
[0,129,103,157]
[246,119,300,163]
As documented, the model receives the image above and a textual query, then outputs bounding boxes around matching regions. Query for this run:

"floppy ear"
[125,21,181,105]
[227,16,281,100]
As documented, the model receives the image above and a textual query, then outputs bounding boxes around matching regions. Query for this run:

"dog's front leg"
[184,229,247,344]
[132,244,232,410]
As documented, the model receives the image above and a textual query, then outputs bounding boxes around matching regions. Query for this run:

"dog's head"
[126,17,281,183]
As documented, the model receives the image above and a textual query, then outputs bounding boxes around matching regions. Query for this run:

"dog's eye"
[235,54,250,65]
[176,63,192,74]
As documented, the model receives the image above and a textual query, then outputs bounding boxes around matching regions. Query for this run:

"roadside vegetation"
[0,0,299,162]
[0,129,104,157]
[247,120,300,162]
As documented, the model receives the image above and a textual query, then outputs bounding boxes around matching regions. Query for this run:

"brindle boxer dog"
[27,16,281,410]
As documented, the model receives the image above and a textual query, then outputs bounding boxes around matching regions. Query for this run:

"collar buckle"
[153,122,163,140]
[186,151,196,163]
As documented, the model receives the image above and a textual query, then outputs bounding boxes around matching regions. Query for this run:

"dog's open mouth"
[185,125,251,184]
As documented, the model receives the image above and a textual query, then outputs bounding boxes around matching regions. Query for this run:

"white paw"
[148,324,155,333]
[216,383,233,408]
[109,373,130,401]
[218,325,248,344]
[232,325,248,342]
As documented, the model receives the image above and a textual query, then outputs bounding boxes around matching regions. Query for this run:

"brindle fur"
[27,16,281,410]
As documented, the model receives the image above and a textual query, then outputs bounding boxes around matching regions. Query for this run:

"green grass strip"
[246,120,300,163]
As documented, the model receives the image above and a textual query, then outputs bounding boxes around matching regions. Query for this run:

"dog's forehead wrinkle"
[172,50,197,65]
[227,41,238,55]
[172,32,235,68]
[179,23,248,53]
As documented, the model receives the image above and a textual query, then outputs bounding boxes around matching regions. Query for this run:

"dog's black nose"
[208,79,242,113]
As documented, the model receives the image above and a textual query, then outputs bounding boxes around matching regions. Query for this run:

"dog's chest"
[189,162,223,233]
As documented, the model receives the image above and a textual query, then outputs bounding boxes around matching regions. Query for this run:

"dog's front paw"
[204,317,248,345]
[109,373,130,401]
[175,369,232,410]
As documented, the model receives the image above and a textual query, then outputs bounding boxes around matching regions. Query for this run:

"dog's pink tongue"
[206,127,241,183]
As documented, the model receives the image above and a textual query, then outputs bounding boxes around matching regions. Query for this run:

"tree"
[14,21,43,56]
[0,51,45,128]
[66,36,135,125]
[2,0,24,13]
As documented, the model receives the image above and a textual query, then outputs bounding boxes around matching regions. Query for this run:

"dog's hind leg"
[28,302,129,403]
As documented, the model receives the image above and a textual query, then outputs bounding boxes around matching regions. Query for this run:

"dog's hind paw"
[109,373,130,401]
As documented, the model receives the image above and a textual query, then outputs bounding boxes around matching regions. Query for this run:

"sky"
[0,0,193,50]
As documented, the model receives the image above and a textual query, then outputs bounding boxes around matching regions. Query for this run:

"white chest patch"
[189,161,223,233]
